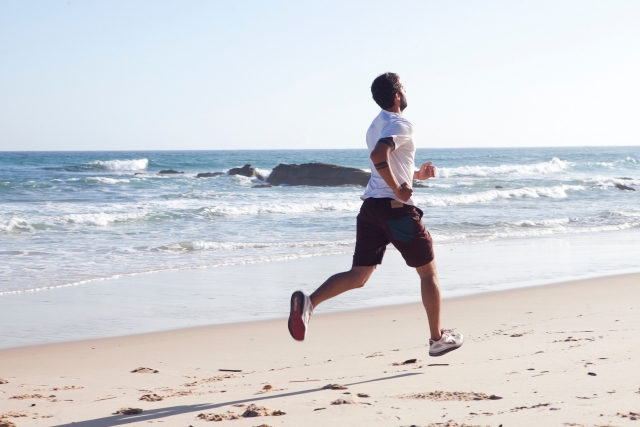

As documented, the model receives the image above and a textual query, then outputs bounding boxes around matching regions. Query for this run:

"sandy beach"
[1,272,638,427]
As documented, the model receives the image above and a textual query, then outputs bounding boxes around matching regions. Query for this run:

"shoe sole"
[429,341,463,357]
[288,291,306,341]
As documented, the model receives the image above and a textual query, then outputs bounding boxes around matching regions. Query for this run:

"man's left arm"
[414,162,436,180]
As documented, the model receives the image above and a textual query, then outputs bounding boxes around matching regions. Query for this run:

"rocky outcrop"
[158,169,184,174]
[267,163,370,187]
[252,184,272,188]
[196,172,224,178]
[228,164,265,181]
[615,183,636,191]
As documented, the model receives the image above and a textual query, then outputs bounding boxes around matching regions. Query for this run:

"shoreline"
[1,272,638,426]
[3,270,640,354]
[2,228,640,349]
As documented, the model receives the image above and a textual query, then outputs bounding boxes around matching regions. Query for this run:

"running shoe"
[429,328,464,357]
[288,291,313,341]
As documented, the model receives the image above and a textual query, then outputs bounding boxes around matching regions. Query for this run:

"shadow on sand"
[51,372,422,427]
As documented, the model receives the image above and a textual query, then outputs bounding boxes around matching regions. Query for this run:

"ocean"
[1,147,639,296]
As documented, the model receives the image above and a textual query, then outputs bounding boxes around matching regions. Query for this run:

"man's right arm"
[370,140,413,202]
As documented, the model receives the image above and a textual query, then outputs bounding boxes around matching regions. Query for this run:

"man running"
[288,72,463,357]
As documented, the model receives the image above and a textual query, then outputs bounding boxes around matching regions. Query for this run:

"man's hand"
[416,162,436,180]
[395,182,413,202]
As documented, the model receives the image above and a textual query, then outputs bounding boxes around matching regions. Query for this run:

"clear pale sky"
[1,1,639,151]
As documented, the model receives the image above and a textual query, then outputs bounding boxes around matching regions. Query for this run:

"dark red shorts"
[353,198,434,268]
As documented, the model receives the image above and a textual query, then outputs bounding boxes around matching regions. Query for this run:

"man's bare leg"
[416,260,442,341]
[310,266,376,308]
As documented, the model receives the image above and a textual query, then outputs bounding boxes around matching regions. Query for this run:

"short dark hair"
[371,72,403,109]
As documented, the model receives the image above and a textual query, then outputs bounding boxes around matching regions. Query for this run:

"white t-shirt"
[362,110,416,206]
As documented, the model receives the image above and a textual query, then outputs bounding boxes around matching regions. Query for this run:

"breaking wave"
[438,157,569,178]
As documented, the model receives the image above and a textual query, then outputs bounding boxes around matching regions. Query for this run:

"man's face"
[398,83,408,111]
[399,89,408,111]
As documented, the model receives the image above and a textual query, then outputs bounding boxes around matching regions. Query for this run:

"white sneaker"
[429,328,464,357]
[288,291,313,341]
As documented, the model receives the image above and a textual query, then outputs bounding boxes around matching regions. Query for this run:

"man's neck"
[384,106,402,115]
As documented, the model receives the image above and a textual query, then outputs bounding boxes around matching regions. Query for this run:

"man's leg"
[310,266,376,308]
[416,260,442,341]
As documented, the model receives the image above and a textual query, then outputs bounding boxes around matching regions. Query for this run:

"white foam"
[89,158,148,171]
[62,212,147,226]
[200,200,362,216]
[417,185,584,207]
[159,239,355,252]
[438,157,569,178]
[0,217,33,232]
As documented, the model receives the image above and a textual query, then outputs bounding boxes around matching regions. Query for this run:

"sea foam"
[438,157,569,178]
[89,158,149,171]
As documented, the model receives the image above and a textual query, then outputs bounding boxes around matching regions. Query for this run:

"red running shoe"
[288,291,313,341]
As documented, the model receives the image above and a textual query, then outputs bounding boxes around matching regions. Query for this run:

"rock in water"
[229,164,265,181]
[267,163,370,187]
[158,169,184,174]
[196,172,224,178]
[615,183,636,191]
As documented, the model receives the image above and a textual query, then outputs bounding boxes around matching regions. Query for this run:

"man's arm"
[370,140,413,202]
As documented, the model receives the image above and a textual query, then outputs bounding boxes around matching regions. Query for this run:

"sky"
[0,0,639,151]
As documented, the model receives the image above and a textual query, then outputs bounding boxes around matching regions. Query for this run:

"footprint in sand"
[331,398,355,405]
[322,384,348,390]
[139,394,164,402]
[114,407,143,415]
[130,367,158,374]
[398,392,502,401]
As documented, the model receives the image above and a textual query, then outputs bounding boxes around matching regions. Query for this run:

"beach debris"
[357,393,370,398]
[510,403,550,411]
[262,385,273,391]
[0,378,8,384]
[196,172,224,178]
[614,183,636,191]
[219,369,242,373]
[366,352,384,358]
[158,169,184,174]
[587,372,597,376]
[331,397,356,405]
[617,412,640,420]
[322,384,347,390]
[9,394,55,400]
[114,407,143,415]
[197,411,241,421]
[139,394,163,402]
[51,385,83,391]
[425,423,492,427]
[241,404,285,417]
[0,419,17,427]
[131,367,158,374]
[253,425,275,427]
[392,358,418,366]
[314,408,326,411]
[232,404,246,407]
[428,363,449,367]
[398,391,502,401]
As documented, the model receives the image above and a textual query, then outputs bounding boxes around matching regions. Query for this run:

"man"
[288,72,463,357]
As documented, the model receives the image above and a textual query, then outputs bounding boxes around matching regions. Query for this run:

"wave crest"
[439,157,569,178]
[90,159,148,171]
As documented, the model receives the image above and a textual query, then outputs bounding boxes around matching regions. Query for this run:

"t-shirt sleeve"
[380,119,412,149]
